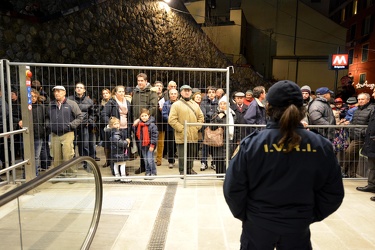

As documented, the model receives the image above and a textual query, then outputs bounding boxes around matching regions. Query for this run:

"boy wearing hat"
[231,92,248,143]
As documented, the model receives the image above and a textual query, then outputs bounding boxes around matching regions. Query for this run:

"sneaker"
[211,164,216,170]
[121,177,132,182]
[169,163,174,169]
[144,173,154,180]
[115,174,120,182]
[200,162,207,171]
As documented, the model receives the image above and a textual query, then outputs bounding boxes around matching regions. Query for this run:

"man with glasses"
[162,80,178,101]
[68,82,97,171]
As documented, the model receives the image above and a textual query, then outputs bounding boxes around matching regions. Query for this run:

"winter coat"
[231,103,248,143]
[349,102,375,140]
[68,93,96,125]
[210,109,237,158]
[224,121,344,235]
[200,97,219,123]
[101,98,132,130]
[168,98,204,144]
[133,116,158,148]
[362,111,375,158]
[109,128,129,162]
[47,98,83,136]
[308,97,336,140]
[131,83,158,120]
[32,103,47,139]
[162,100,176,132]
[243,98,266,125]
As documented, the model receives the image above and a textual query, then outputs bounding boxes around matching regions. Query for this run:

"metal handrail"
[0,156,103,250]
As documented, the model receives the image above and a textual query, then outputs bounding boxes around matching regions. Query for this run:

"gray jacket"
[308,97,336,139]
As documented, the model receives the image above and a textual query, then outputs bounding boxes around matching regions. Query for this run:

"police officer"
[224,80,344,249]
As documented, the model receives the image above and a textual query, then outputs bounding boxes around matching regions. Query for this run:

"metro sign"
[329,54,349,70]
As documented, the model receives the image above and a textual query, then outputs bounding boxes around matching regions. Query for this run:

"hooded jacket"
[131,83,158,120]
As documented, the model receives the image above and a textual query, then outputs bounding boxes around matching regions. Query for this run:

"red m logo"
[332,54,348,66]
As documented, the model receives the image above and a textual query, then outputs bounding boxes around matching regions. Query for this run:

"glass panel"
[0,178,96,249]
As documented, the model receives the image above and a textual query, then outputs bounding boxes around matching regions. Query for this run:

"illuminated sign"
[329,54,349,70]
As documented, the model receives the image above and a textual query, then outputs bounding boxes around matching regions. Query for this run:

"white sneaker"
[169,163,174,169]
[200,162,207,171]
[121,178,132,183]
[115,174,120,182]
[211,164,216,170]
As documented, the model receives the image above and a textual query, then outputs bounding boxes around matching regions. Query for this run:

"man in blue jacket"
[224,80,344,249]
[47,86,83,175]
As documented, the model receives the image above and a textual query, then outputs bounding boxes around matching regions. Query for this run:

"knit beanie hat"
[300,85,311,94]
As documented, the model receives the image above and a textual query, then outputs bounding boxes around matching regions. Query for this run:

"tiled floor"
[1,147,375,249]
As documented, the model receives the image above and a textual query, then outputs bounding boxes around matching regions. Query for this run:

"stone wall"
[0,0,267,89]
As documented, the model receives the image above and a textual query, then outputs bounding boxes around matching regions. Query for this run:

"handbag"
[203,127,224,147]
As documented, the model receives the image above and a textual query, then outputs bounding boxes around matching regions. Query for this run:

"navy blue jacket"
[47,98,83,136]
[224,121,344,234]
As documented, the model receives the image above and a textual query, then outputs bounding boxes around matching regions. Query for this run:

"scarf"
[115,96,128,129]
[136,122,150,146]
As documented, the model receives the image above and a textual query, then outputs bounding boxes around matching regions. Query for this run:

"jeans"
[34,138,42,175]
[140,146,157,175]
[75,125,89,158]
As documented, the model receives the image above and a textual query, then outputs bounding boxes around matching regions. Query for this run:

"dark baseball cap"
[267,80,303,107]
[316,87,334,95]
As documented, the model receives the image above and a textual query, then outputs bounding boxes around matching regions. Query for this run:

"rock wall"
[0,0,267,89]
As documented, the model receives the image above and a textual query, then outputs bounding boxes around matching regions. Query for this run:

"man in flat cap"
[168,85,204,176]
[47,85,83,177]
[231,92,248,144]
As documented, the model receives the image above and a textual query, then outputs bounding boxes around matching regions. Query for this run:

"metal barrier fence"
[0,60,369,185]
[0,60,231,184]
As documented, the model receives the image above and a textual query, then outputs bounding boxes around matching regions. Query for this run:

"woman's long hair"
[267,104,305,153]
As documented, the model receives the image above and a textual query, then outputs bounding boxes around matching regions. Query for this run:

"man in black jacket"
[68,82,98,168]
[224,80,344,249]
[356,90,375,199]
[343,92,374,177]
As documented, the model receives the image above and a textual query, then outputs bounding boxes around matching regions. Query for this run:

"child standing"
[108,117,131,182]
[133,108,158,179]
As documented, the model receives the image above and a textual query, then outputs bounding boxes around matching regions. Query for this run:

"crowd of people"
[0,74,374,194]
